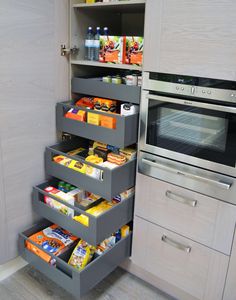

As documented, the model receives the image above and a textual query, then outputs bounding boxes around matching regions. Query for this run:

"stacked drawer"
[20,78,140,298]
[132,173,236,300]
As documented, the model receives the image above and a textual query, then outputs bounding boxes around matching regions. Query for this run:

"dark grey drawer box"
[56,102,139,148]
[45,142,136,200]
[33,181,134,245]
[19,220,131,298]
[71,77,141,104]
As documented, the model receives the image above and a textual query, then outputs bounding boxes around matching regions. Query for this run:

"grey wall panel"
[0,0,69,263]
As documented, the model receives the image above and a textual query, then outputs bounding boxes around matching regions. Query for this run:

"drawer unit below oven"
[135,173,236,255]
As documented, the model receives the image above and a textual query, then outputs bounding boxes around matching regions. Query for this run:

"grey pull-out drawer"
[71,77,141,104]
[45,142,136,200]
[19,220,131,298]
[33,181,134,245]
[56,102,139,148]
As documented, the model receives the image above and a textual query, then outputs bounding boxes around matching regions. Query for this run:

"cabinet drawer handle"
[161,235,191,253]
[166,190,197,207]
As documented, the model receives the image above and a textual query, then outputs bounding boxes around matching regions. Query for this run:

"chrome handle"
[166,190,197,207]
[161,235,191,253]
[147,93,236,114]
[142,158,232,190]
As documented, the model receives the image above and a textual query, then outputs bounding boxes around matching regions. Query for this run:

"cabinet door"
[144,0,236,81]
[0,0,69,263]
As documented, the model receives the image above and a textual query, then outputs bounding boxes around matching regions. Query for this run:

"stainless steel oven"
[139,72,236,204]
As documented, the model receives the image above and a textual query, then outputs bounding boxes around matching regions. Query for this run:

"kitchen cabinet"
[0,0,69,263]
[143,0,236,81]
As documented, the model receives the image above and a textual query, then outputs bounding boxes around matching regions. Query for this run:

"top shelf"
[73,0,146,13]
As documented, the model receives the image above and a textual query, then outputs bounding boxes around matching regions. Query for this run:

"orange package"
[100,115,116,129]
[26,224,78,263]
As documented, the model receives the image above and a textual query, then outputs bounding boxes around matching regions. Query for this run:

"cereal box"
[99,36,125,64]
[26,224,78,263]
[124,36,144,66]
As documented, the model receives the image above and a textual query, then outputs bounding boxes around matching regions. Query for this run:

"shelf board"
[73,0,146,13]
[71,60,142,71]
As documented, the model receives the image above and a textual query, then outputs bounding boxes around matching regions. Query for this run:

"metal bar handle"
[166,190,197,207]
[161,235,191,253]
[147,93,236,114]
[142,158,232,190]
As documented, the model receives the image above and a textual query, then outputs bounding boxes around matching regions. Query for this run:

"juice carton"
[99,36,125,64]
[124,36,144,66]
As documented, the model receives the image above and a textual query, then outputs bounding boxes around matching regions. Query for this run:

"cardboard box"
[99,36,125,64]
[100,115,116,129]
[124,36,144,66]
[87,112,100,126]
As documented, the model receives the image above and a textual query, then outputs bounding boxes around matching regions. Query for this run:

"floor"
[0,266,174,300]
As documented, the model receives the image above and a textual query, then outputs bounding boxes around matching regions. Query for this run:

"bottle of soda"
[103,26,109,36]
[58,181,65,192]
[94,26,101,61]
[85,26,94,60]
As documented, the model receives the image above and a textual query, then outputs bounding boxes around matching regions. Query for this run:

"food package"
[93,141,107,150]
[102,161,118,169]
[44,186,75,217]
[95,235,116,256]
[75,97,94,109]
[107,152,127,166]
[121,225,130,238]
[99,36,125,64]
[100,115,116,129]
[76,192,101,208]
[67,147,86,157]
[107,145,120,154]
[85,155,103,179]
[94,98,117,113]
[94,146,110,161]
[68,160,87,173]
[119,147,137,160]
[87,112,100,126]
[53,156,72,167]
[73,201,114,227]
[68,240,96,270]
[113,187,135,203]
[65,108,80,120]
[124,36,144,66]
[26,224,78,263]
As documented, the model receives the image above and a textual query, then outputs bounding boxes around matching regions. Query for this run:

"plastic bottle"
[58,181,66,192]
[94,26,101,61]
[85,26,94,60]
[65,184,71,193]
[103,27,109,36]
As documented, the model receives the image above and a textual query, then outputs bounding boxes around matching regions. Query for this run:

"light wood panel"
[0,0,69,263]
[132,216,229,300]
[144,0,236,81]
[135,173,236,255]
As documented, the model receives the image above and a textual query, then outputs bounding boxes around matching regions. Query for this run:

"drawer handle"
[161,235,191,253]
[166,191,197,207]
[142,158,232,190]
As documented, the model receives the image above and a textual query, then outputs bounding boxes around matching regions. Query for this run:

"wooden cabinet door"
[144,0,236,81]
[0,0,69,263]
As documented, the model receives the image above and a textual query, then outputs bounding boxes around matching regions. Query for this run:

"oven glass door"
[146,95,236,167]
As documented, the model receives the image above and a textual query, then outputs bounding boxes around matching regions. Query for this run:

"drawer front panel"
[132,217,229,300]
[135,173,236,255]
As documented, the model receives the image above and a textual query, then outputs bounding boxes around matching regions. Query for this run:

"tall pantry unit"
[19,0,145,298]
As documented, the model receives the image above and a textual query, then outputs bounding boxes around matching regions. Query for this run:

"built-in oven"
[139,72,236,204]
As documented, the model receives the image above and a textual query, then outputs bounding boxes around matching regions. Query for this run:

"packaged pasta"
[68,240,96,270]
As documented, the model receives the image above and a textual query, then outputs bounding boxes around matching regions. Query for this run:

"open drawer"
[56,102,139,148]
[33,180,134,245]
[45,141,136,200]
[71,77,141,105]
[19,220,132,298]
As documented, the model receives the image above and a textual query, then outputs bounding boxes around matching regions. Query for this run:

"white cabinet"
[132,216,229,300]
[144,0,236,80]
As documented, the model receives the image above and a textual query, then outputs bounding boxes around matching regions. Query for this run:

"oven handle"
[142,158,232,190]
[147,93,236,114]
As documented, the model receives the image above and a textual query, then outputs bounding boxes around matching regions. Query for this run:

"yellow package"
[68,160,87,173]
[121,225,130,238]
[73,201,114,227]
[92,141,107,150]
[87,112,100,126]
[67,148,86,156]
[68,240,95,270]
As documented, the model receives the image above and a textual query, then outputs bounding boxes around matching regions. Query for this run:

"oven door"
[140,90,236,177]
